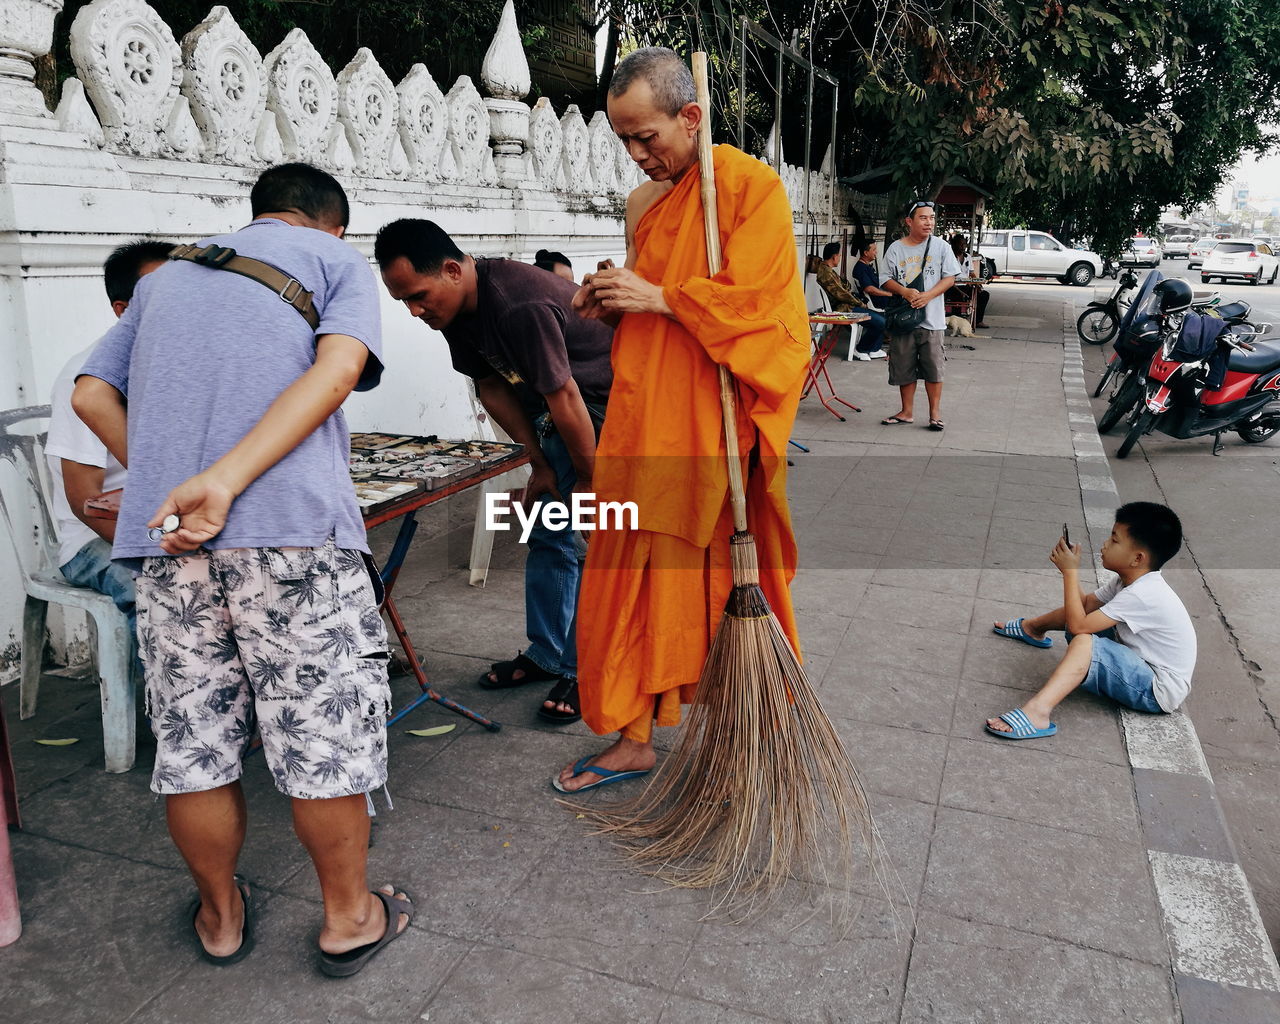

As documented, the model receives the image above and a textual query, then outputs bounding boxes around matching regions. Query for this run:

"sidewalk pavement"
[2,284,1277,1023]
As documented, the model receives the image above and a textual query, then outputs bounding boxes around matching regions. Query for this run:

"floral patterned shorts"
[135,540,391,799]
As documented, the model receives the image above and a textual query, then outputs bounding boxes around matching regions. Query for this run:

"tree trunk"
[596,9,620,110]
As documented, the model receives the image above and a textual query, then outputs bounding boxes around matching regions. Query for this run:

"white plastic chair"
[803,272,863,360]
[0,405,136,773]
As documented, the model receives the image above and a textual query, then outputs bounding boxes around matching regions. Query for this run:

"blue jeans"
[523,418,589,681]
[855,309,886,353]
[1080,632,1163,714]
[60,537,137,637]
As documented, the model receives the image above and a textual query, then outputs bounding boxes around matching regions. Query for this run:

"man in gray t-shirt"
[880,200,961,430]
[74,164,412,976]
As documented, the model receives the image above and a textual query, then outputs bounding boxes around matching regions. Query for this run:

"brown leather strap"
[167,243,320,330]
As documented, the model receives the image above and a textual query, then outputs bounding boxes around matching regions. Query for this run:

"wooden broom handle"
[692,52,748,534]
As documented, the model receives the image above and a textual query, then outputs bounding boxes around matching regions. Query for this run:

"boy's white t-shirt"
[1094,571,1197,711]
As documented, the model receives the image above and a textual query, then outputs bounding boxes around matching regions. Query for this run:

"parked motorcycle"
[1095,276,1259,431]
[1115,311,1280,459]
[1077,269,1139,345]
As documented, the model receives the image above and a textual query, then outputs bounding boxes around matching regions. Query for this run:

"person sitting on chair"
[812,241,885,360]
[45,240,171,635]
[947,233,989,329]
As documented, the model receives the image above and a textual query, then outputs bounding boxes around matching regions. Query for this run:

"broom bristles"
[571,531,877,925]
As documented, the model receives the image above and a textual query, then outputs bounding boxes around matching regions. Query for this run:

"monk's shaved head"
[609,47,695,116]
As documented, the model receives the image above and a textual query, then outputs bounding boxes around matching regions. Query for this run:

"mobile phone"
[1062,522,1070,546]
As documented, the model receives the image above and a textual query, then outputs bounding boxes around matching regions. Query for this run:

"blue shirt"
[80,217,383,563]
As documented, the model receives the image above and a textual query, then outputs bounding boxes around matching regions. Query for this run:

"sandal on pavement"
[478,653,559,690]
[189,876,254,967]
[880,415,913,425]
[928,419,945,431]
[551,756,650,794]
[985,708,1057,741]
[537,678,581,724]
[992,618,1053,648]
[318,888,414,978]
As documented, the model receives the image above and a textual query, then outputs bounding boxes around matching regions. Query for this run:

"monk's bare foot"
[556,737,656,793]
[318,885,411,956]
[986,704,1052,733]
[994,619,1047,642]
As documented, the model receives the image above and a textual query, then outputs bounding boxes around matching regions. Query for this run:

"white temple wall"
[0,0,856,676]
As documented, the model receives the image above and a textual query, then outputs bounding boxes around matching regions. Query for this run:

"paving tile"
[788,568,872,614]
[1,836,192,1024]
[797,608,855,658]
[672,896,909,1024]
[899,911,1177,1024]
[921,806,1168,963]
[418,942,667,1024]
[836,719,948,806]
[869,564,980,598]
[882,532,983,570]
[940,735,1142,841]
[960,631,1059,689]
[853,583,975,635]
[834,620,968,680]
[821,660,960,736]
[477,827,705,990]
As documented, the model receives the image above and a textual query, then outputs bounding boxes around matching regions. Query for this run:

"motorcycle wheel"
[1077,308,1117,345]
[1092,360,1119,398]
[1237,415,1280,444]
[1098,370,1143,434]
[1117,410,1155,459]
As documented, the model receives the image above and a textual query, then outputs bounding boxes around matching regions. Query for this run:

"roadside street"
[1081,262,1280,954]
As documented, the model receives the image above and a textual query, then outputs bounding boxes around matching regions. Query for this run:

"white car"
[1200,238,1280,286]
[1163,234,1194,258]
[1120,236,1162,268]
[1187,237,1218,270]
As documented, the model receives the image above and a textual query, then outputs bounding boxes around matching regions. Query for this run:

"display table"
[806,313,870,420]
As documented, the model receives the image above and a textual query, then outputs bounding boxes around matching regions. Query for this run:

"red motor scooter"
[1116,313,1280,459]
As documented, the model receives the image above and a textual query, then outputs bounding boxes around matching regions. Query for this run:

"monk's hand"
[591,268,670,315]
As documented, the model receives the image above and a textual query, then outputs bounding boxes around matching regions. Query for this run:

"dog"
[946,315,976,338]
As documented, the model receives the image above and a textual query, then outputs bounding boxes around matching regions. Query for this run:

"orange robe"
[577,144,811,736]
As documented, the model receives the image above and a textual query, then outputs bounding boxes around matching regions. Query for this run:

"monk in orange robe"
[555,47,810,792]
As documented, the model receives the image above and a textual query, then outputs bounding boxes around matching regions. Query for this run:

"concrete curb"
[1061,304,1280,1022]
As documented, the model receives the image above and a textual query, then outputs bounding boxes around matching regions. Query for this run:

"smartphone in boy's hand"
[1062,522,1070,547]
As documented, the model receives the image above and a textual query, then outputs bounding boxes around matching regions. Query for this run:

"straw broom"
[576,53,875,921]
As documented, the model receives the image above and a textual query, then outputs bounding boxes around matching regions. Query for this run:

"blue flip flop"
[551,756,650,794]
[992,617,1053,648]
[986,708,1057,740]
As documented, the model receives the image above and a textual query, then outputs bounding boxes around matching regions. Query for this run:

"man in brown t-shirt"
[375,220,612,724]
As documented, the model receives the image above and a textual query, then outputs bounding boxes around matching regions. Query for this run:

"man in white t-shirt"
[985,502,1196,739]
[44,240,171,633]
[879,200,961,431]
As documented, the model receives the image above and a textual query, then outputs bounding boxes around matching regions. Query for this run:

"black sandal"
[478,653,559,690]
[537,678,581,724]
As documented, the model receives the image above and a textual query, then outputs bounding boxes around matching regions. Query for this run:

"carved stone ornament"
[337,48,397,178]
[527,96,562,188]
[443,75,495,185]
[54,77,105,147]
[395,63,446,182]
[559,103,590,194]
[255,110,282,163]
[165,93,202,159]
[614,133,639,192]
[479,0,530,102]
[587,110,616,193]
[0,0,63,120]
[180,5,266,165]
[70,0,182,157]
[262,28,337,165]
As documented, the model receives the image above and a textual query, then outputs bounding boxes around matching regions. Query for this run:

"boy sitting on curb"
[986,502,1197,740]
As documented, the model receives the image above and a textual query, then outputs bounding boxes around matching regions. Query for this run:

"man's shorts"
[135,540,391,799]
[1080,633,1163,713]
[887,328,945,386]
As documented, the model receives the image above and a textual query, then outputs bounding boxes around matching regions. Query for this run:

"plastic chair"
[0,405,136,773]
[803,272,863,359]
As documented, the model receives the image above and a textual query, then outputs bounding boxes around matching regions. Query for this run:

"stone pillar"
[0,0,62,123]
[480,0,530,187]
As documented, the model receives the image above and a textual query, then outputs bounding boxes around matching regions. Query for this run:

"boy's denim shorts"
[1080,632,1163,713]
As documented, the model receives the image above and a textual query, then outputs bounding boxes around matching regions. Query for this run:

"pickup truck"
[977,229,1104,286]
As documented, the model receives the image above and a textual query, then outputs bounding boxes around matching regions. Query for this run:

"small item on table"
[83,488,122,520]
[349,432,419,451]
